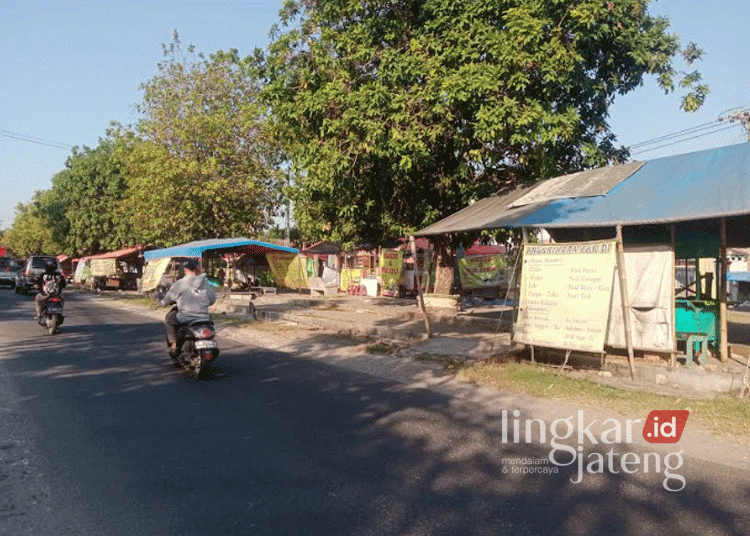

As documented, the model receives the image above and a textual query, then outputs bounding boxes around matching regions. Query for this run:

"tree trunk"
[432,237,454,295]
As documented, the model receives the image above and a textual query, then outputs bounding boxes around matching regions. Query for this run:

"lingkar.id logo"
[500,409,690,492]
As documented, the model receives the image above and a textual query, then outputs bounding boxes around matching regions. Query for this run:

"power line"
[625,106,750,157]
[630,123,741,156]
[0,128,74,150]
[627,119,725,150]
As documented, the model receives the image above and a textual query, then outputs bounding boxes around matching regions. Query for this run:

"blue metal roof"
[143,238,298,261]
[416,143,750,235]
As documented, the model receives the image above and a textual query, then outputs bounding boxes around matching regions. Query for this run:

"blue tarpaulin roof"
[143,238,298,261]
[416,143,750,235]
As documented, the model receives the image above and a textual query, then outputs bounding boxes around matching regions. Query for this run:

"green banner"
[458,254,509,289]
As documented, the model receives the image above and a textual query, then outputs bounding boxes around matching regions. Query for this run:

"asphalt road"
[1,289,749,536]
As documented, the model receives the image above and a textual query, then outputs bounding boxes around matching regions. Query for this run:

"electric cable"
[630,123,741,156]
[0,128,74,150]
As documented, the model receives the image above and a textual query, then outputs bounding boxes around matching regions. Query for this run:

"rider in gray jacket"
[161,259,216,356]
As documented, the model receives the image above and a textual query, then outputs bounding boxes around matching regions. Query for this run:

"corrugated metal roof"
[416,143,750,235]
[507,161,643,208]
[143,238,298,261]
[87,245,147,260]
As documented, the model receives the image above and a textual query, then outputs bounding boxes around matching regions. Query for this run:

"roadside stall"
[85,246,150,290]
[301,242,341,296]
[415,143,750,376]
[142,238,300,295]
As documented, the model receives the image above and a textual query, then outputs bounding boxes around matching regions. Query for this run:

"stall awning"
[416,143,750,235]
[88,245,148,260]
[143,238,298,261]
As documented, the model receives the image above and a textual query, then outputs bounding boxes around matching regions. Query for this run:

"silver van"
[17,255,62,295]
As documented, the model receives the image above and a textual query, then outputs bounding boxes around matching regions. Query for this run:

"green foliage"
[2,198,62,257]
[126,33,283,247]
[45,130,132,255]
[259,0,707,246]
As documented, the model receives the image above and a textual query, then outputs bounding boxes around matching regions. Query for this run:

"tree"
[2,197,62,257]
[45,130,132,256]
[260,0,707,292]
[125,33,283,247]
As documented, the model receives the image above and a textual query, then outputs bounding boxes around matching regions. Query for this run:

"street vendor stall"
[415,143,750,375]
[142,238,300,293]
[84,246,151,290]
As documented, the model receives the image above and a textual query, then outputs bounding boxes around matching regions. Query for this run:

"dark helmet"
[44,259,58,273]
[183,259,200,272]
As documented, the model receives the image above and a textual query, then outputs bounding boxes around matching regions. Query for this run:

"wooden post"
[511,228,529,342]
[670,224,677,367]
[719,218,729,362]
[616,225,636,380]
[410,235,432,338]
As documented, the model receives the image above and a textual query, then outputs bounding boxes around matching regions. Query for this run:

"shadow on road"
[1,295,749,536]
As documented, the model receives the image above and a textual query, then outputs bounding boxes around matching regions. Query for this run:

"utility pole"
[723,107,750,140]
[285,171,291,244]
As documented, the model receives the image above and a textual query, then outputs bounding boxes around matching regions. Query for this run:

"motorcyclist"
[34,259,67,320]
[161,259,216,357]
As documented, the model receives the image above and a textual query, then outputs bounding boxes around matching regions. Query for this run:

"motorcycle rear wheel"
[47,317,58,335]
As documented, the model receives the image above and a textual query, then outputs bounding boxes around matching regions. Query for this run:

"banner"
[267,253,309,289]
[140,257,172,292]
[340,268,362,292]
[73,259,90,284]
[90,258,118,277]
[379,250,403,295]
[458,254,510,289]
[513,241,617,353]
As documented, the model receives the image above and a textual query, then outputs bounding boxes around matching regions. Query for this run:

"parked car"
[0,257,18,288]
[17,255,63,295]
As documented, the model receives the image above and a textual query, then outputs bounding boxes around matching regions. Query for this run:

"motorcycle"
[168,309,220,378]
[39,295,64,335]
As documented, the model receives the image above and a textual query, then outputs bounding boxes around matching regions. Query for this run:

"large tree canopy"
[2,195,62,257]
[127,34,283,247]
[260,0,706,247]
[46,132,131,256]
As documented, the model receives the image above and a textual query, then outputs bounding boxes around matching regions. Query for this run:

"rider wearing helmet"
[161,259,217,357]
[34,259,66,320]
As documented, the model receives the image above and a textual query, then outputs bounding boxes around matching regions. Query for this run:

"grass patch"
[457,361,750,442]
[366,342,401,355]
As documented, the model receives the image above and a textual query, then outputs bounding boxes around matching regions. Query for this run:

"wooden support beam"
[410,235,432,338]
[616,225,636,380]
[719,218,729,362]
[669,223,677,367]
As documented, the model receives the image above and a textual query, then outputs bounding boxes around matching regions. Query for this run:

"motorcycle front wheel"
[47,317,58,335]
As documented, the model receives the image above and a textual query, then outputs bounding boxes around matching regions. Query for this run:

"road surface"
[1,290,749,535]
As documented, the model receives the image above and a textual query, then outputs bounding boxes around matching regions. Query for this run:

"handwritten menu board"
[513,241,617,352]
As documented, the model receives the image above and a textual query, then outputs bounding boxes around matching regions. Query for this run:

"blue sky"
[1,0,748,230]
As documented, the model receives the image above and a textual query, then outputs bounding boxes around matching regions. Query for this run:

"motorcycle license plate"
[194,340,217,350]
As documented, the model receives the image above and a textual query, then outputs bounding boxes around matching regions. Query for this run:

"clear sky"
[1,0,749,231]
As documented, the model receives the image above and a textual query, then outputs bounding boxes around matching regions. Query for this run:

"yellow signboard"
[140,257,172,292]
[90,258,118,277]
[267,253,309,289]
[513,241,617,353]
[379,250,403,294]
[340,268,362,292]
